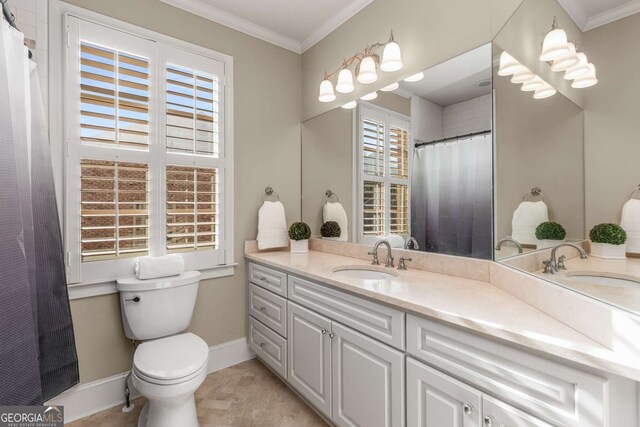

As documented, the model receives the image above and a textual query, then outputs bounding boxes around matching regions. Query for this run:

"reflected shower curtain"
[411,135,493,259]
[0,20,79,404]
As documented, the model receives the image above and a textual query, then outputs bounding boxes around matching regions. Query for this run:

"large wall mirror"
[302,44,494,259]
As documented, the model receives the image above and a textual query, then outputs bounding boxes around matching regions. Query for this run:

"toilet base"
[137,396,199,427]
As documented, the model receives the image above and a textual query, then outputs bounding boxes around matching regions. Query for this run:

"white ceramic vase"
[590,242,626,260]
[290,239,309,253]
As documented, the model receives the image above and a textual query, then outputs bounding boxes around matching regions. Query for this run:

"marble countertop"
[246,249,640,381]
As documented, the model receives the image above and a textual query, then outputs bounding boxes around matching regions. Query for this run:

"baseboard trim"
[47,337,254,423]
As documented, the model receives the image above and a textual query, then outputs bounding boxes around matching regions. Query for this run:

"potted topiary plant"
[288,222,311,253]
[589,223,627,259]
[535,222,566,249]
[320,221,341,240]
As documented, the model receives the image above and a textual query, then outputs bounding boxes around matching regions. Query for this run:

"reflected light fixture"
[498,52,526,76]
[336,66,355,93]
[404,72,424,82]
[318,78,336,103]
[360,91,378,101]
[564,52,590,80]
[380,82,399,92]
[571,64,598,88]
[341,101,357,109]
[550,42,579,72]
[533,82,557,99]
[539,17,570,62]
[511,68,534,84]
[521,76,545,92]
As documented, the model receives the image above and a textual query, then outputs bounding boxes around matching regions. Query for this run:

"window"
[357,105,411,244]
[64,16,233,284]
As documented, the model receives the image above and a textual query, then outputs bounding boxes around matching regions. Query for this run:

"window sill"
[67,263,237,300]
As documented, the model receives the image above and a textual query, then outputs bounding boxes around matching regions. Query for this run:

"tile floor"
[67,358,329,426]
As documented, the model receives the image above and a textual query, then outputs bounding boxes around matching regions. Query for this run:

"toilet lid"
[134,333,208,381]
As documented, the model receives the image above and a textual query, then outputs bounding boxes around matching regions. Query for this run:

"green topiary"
[320,221,341,238]
[288,222,311,241]
[589,223,627,245]
[535,222,567,240]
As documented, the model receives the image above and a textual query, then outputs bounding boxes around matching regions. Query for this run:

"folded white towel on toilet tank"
[135,255,185,280]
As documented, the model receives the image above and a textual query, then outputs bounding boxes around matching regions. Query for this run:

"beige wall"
[368,92,411,117]
[583,13,640,229]
[61,0,301,383]
[494,56,585,243]
[301,0,523,120]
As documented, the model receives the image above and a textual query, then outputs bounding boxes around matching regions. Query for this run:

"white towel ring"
[325,190,339,203]
[522,187,544,202]
[630,184,640,200]
[263,186,280,202]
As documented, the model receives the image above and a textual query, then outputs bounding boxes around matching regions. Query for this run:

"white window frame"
[50,1,235,291]
[356,103,411,245]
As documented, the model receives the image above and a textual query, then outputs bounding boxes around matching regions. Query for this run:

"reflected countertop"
[246,248,640,381]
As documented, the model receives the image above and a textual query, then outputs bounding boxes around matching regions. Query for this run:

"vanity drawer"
[407,315,607,427]
[249,284,287,337]
[288,275,405,350]
[249,317,287,379]
[249,262,287,297]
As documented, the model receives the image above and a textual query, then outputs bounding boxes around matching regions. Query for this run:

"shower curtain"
[0,18,79,404]
[411,134,493,259]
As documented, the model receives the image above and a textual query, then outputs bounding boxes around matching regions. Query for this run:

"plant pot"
[536,239,564,249]
[321,237,341,241]
[590,242,626,260]
[290,239,309,253]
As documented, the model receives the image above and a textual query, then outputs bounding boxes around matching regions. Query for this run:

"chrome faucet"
[495,238,523,254]
[543,243,588,274]
[404,237,420,250]
[368,240,394,268]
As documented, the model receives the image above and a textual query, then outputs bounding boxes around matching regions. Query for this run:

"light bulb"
[539,27,570,62]
[521,76,545,92]
[571,64,597,88]
[534,83,557,99]
[511,68,534,84]
[358,56,378,84]
[336,67,355,93]
[360,91,378,100]
[498,52,525,76]
[404,72,424,82]
[564,52,590,80]
[318,79,336,102]
[380,41,403,72]
[380,82,399,92]
[551,42,579,72]
[341,101,357,109]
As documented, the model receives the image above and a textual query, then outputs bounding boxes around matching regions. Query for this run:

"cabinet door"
[288,301,332,418]
[331,322,404,427]
[482,395,554,427]
[407,358,482,427]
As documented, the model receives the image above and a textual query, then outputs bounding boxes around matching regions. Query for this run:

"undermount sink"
[332,265,398,280]
[567,273,640,288]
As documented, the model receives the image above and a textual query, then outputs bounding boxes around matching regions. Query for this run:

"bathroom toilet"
[117,271,207,427]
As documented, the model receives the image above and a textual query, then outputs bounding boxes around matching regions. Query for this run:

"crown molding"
[556,0,589,31]
[300,0,374,53]
[584,0,640,31]
[159,0,302,53]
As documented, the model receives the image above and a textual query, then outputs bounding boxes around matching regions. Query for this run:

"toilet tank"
[117,271,201,340]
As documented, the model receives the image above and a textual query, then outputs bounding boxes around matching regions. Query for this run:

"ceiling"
[160,0,373,53]
[558,0,640,31]
[395,44,492,107]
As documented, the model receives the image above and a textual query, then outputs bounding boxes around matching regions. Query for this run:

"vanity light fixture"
[550,42,579,72]
[521,76,545,92]
[380,82,399,92]
[404,72,424,82]
[511,68,535,84]
[539,17,570,62]
[498,52,526,76]
[498,50,556,100]
[317,31,402,102]
[533,82,557,99]
[360,91,378,100]
[341,101,358,109]
[564,52,591,80]
[571,64,598,88]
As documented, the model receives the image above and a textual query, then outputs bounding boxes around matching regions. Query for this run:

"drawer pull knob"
[463,403,474,415]
[321,328,327,334]
[484,415,495,426]
[329,332,336,339]
[260,342,266,348]
[259,276,267,282]
[259,306,266,311]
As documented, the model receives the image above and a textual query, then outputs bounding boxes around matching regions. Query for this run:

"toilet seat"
[133,333,209,385]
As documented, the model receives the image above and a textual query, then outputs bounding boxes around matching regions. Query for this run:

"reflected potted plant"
[320,221,341,240]
[289,222,311,253]
[589,223,627,260]
[535,222,566,249]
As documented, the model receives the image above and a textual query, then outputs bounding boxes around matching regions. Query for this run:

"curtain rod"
[414,130,491,148]
[1,0,33,59]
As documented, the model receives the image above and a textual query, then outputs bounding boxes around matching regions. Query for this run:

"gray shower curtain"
[411,134,493,259]
[0,19,78,404]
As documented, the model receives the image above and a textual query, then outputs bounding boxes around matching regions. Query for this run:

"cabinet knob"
[329,332,336,339]
[259,306,266,311]
[321,328,327,334]
[463,403,474,415]
[260,342,266,348]
[484,415,495,426]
